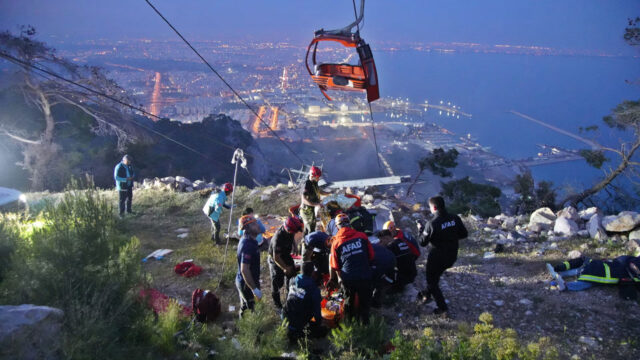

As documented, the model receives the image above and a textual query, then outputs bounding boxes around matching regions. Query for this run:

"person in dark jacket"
[379,229,417,292]
[370,240,397,308]
[236,215,263,317]
[268,217,304,310]
[303,231,330,277]
[283,261,327,342]
[547,255,640,293]
[114,154,135,218]
[329,213,374,324]
[417,196,468,315]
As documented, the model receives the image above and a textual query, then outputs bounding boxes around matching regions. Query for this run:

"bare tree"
[560,20,640,207]
[0,27,140,190]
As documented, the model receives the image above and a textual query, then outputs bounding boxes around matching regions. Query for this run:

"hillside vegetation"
[1,183,639,359]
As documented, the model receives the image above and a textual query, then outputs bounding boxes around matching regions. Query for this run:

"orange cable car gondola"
[305,0,379,103]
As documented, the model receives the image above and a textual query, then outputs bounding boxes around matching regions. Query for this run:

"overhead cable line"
[368,102,384,175]
[0,51,212,159]
[0,51,284,180]
[144,0,306,166]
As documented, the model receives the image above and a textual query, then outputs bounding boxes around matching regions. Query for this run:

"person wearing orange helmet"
[300,166,330,235]
[268,216,305,310]
[202,182,233,245]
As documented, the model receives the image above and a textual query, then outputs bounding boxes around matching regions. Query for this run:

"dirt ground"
[121,188,640,359]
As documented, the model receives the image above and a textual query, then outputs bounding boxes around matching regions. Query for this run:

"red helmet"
[309,166,322,178]
[284,216,303,234]
[223,182,233,192]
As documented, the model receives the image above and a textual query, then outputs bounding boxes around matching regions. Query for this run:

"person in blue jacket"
[370,240,397,308]
[547,255,640,293]
[113,154,135,218]
[283,261,327,342]
[202,182,233,244]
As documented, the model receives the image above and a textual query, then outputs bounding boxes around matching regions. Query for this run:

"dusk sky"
[0,0,638,53]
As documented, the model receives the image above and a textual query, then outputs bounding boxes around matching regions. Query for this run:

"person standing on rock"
[300,166,330,235]
[236,215,263,317]
[417,196,468,315]
[203,182,233,245]
[114,154,135,218]
[268,216,304,311]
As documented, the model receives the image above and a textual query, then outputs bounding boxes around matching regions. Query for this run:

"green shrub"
[216,301,288,359]
[0,187,149,359]
[0,215,19,282]
[388,313,559,360]
[329,316,389,358]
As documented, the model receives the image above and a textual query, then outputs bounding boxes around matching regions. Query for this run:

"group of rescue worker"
[203,165,469,342]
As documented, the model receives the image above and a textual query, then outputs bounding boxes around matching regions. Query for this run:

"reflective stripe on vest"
[563,261,570,271]
[578,263,619,284]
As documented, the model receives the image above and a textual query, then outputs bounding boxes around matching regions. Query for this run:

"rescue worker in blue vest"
[370,238,397,308]
[302,231,330,278]
[236,215,263,317]
[300,166,330,235]
[283,261,328,343]
[113,154,135,218]
[417,196,468,315]
[202,182,233,245]
[329,213,375,324]
[547,255,640,293]
[268,216,304,310]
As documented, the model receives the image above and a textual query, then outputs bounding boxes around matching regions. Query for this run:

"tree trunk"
[24,87,58,190]
[405,168,425,198]
[561,138,640,207]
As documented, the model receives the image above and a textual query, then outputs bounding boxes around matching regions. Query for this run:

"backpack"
[191,288,221,322]
[346,206,375,235]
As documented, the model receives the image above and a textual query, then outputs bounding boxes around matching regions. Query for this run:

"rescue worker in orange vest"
[329,213,374,324]
[300,166,330,235]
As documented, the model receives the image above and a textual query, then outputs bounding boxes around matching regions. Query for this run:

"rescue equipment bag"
[191,288,221,322]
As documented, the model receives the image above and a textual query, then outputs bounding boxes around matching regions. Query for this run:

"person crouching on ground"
[417,196,468,315]
[114,154,135,218]
[203,182,233,245]
[283,261,328,343]
[236,215,263,317]
[329,213,374,324]
[268,216,304,311]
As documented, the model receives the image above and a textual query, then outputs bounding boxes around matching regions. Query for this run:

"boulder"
[577,230,589,238]
[627,238,640,255]
[630,228,640,242]
[567,250,582,259]
[578,207,599,221]
[487,217,501,228]
[602,211,640,232]
[185,187,194,193]
[528,223,545,233]
[554,217,579,237]
[0,305,64,360]
[557,206,579,222]
[159,176,176,185]
[502,217,517,230]
[528,207,556,230]
[587,214,607,240]
[362,194,374,204]
[192,180,206,190]
[175,176,192,187]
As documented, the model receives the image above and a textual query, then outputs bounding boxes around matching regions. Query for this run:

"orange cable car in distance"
[305,0,379,103]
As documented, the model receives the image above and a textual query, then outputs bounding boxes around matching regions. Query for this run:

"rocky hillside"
[121,176,640,358]
[6,179,640,359]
